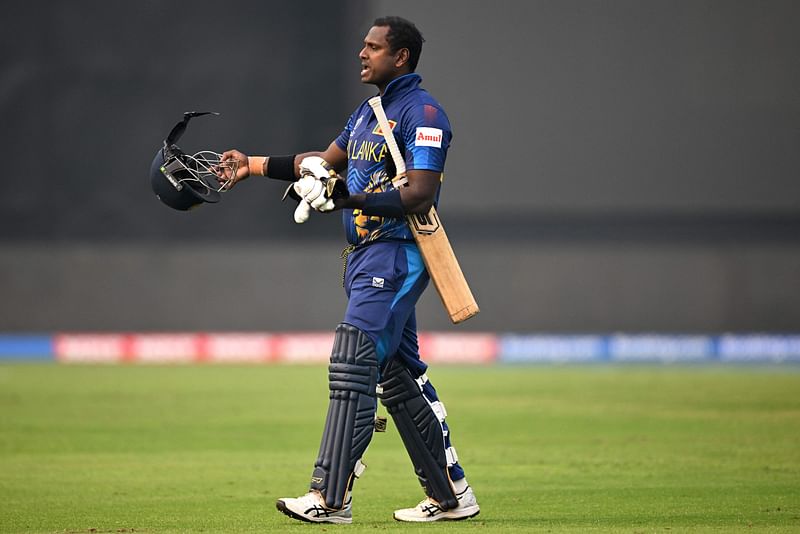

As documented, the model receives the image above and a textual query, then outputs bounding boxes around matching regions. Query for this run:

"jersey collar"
[379,73,422,105]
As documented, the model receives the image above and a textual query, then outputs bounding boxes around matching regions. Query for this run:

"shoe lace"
[299,491,351,512]
[416,497,442,515]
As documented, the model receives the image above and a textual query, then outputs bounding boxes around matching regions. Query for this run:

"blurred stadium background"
[1,0,799,363]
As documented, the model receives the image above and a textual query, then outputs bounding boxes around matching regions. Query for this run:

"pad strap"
[378,357,459,510]
[309,324,378,510]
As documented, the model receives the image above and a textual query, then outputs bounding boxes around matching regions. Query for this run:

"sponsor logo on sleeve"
[415,127,443,148]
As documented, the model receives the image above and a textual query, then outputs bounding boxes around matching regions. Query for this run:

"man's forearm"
[339,191,401,217]
[339,189,433,219]
[247,154,297,180]
[258,149,347,182]
[338,193,367,210]
[266,155,299,181]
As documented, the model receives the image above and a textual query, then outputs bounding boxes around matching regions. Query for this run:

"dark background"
[1,0,798,332]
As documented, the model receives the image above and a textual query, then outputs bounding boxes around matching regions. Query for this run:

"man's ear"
[395,48,410,68]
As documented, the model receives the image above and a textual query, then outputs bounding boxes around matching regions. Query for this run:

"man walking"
[217,16,479,524]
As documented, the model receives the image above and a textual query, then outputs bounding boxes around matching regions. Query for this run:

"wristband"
[247,156,267,176]
[266,154,297,181]
[362,189,405,218]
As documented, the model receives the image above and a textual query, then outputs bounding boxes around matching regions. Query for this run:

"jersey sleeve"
[401,103,452,172]
[334,110,357,152]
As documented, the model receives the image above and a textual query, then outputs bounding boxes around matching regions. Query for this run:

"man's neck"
[376,71,413,95]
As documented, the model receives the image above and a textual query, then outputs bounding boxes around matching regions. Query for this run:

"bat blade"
[411,213,480,323]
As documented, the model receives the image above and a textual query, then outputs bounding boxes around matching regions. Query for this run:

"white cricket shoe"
[276,490,352,524]
[393,485,480,522]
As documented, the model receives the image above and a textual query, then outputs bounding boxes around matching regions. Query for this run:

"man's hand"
[216,150,252,190]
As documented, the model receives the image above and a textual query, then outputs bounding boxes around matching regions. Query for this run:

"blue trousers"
[343,241,465,481]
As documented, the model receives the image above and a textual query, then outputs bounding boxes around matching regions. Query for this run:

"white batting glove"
[299,156,332,181]
[290,176,332,223]
[298,157,337,211]
[292,174,334,211]
[293,199,312,224]
[289,156,343,223]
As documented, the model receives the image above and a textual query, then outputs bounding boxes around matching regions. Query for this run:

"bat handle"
[368,96,407,176]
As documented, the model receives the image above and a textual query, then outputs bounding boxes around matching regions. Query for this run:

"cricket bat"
[368,96,479,324]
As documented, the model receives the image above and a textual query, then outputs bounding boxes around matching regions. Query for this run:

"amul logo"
[415,127,443,148]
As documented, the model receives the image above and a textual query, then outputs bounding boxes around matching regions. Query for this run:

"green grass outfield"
[0,364,798,533]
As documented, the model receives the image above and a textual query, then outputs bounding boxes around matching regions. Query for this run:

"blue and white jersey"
[334,73,452,246]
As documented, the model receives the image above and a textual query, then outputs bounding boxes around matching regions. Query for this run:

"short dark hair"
[373,16,425,71]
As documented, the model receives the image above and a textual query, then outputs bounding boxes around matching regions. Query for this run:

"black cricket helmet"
[150,111,236,210]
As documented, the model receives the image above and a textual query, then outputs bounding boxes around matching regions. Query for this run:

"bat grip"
[368,96,407,176]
